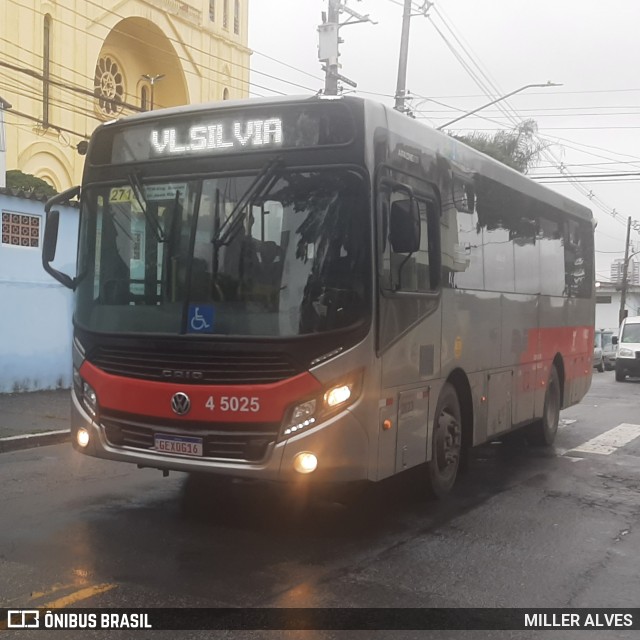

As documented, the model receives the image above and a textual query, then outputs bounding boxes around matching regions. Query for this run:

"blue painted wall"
[0,193,79,392]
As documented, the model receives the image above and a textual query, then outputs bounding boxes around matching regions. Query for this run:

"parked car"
[593,330,605,372]
[594,328,616,371]
[614,317,640,381]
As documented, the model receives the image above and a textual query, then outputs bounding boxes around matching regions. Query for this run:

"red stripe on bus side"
[79,360,323,423]
[521,324,594,381]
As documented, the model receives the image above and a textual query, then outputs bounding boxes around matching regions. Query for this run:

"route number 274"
[205,396,260,413]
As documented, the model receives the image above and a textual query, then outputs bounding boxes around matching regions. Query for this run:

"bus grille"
[88,345,299,384]
[101,414,277,462]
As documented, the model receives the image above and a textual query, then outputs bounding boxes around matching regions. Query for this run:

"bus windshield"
[75,169,370,337]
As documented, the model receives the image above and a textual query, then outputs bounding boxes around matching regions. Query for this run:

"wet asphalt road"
[1,371,640,639]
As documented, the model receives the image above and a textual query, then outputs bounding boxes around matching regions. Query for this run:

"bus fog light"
[77,428,90,448]
[293,452,318,474]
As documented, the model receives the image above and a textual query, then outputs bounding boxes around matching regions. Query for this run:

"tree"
[451,119,546,174]
[5,170,57,198]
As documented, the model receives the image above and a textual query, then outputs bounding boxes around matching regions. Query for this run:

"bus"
[42,95,595,498]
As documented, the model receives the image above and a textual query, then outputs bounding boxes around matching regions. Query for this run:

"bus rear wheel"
[527,366,560,446]
[426,383,462,498]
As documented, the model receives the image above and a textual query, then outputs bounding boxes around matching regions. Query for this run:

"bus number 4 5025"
[205,396,260,413]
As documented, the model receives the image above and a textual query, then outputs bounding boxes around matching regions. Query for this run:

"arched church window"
[223,88,230,100]
[141,85,148,111]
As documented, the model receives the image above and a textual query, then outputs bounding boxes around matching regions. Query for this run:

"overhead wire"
[431,0,633,232]
[5,0,291,98]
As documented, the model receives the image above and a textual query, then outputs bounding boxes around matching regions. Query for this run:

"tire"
[596,358,604,373]
[426,383,463,498]
[527,366,560,446]
[615,366,626,382]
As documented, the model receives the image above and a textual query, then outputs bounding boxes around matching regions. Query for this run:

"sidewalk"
[0,389,71,453]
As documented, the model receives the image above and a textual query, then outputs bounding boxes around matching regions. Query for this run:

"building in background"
[610,258,640,286]
[595,281,640,330]
[0,0,250,191]
[0,97,10,188]
[0,188,79,392]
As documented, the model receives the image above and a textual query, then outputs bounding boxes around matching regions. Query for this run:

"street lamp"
[141,74,165,111]
[436,81,562,130]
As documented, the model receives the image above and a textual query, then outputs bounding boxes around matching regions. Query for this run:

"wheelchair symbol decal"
[188,304,214,333]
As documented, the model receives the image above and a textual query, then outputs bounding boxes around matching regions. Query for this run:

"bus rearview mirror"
[389,199,420,254]
[43,209,60,263]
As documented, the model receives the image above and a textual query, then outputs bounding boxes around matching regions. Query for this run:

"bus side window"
[565,220,593,298]
[384,188,436,293]
[452,206,484,290]
[538,217,565,296]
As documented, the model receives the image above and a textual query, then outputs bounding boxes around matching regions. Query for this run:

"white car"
[614,316,640,381]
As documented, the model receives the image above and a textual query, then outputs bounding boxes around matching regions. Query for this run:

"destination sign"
[151,119,283,155]
[96,103,356,165]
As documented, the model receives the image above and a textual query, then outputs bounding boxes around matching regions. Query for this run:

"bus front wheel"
[527,366,560,446]
[426,383,462,498]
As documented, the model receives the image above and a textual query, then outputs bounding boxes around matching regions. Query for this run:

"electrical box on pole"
[318,0,374,96]
[318,22,339,63]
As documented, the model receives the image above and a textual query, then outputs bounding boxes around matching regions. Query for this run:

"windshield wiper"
[127,172,165,242]
[212,157,283,247]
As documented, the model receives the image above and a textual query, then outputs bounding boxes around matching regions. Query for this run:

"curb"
[0,429,70,454]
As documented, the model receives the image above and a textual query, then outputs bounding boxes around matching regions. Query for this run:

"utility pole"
[619,216,632,325]
[318,1,374,95]
[394,0,413,112]
[394,1,431,113]
[320,0,340,95]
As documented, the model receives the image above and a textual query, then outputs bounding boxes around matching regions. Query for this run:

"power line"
[533,171,640,180]
[6,0,289,98]
[426,4,634,232]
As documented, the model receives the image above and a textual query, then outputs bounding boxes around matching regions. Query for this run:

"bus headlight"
[82,381,99,419]
[280,370,363,440]
[324,383,352,408]
[282,400,317,437]
[72,366,83,397]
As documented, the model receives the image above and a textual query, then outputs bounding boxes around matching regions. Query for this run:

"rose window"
[94,56,124,116]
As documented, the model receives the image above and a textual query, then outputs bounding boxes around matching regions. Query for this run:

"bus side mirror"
[43,209,60,264]
[612,336,618,345]
[42,185,80,290]
[389,199,420,254]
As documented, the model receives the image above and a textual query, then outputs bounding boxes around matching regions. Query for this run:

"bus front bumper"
[71,391,370,484]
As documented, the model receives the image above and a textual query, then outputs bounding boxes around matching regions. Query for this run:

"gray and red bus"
[43,95,595,497]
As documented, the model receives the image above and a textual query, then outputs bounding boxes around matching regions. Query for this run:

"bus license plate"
[154,434,203,457]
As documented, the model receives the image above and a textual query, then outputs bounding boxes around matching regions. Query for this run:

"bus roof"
[98,94,591,222]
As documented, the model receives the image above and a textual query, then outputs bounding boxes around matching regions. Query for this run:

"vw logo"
[171,392,191,416]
